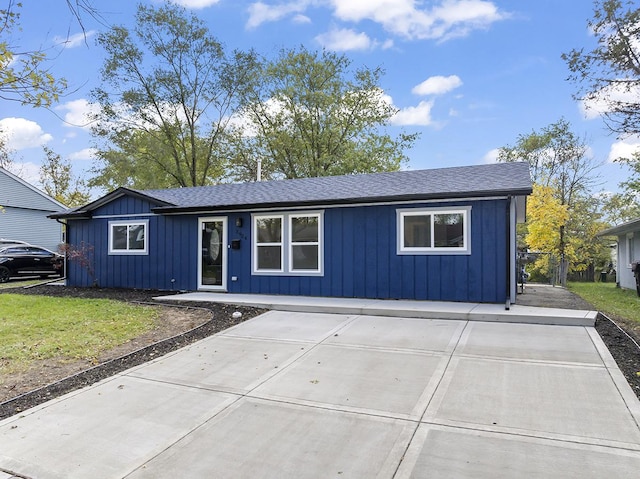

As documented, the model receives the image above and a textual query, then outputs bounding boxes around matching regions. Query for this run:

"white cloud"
[68,148,97,161]
[292,14,312,24]
[381,39,394,49]
[227,97,290,137]
[607,136,640,163]
[390,100,435,126]
[482,148,500,163]
[56,99,99,130]
[247,0,507,41]
[172,0,221,8]
[315,28,373,51]
[53,30,95,48]
[5,162,42,186]
[247,1,312,29]
[329,0,508,41]
[580,82,640,120]
[412,75,462,96]
[0,118,52,151]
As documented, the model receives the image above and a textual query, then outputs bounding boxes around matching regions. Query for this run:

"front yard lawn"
[0,294,158,376]
[568,282,640,325]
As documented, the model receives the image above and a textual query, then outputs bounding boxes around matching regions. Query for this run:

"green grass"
[568,282,640,325]
[0,279,49,290]
[0,294,159,375]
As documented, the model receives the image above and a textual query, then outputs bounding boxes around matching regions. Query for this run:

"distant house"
[0,167,66,251]
[598,217,640,291]
[51,162,532,304]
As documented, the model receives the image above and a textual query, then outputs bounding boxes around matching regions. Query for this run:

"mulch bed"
[1,284,639,421]
[595,313,640,399]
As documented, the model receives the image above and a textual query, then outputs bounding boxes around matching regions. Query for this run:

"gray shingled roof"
[139,162,531,213]
[50,162,532,219]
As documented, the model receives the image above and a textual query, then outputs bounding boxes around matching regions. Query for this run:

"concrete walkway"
[155,291,599,326]
[0,301,638,478]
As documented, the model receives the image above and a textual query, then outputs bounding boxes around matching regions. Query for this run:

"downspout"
[510,196,518,306]
[505,196,517,310]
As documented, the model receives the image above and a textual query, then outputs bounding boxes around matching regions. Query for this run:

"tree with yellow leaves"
[499,119,607,285]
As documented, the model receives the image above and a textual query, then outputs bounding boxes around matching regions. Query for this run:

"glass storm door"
[199,217,227,291]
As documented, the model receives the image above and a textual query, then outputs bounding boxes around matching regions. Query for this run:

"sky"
[0,0,636,199]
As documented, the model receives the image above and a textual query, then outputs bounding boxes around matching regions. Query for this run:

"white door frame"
[198,216,227,291]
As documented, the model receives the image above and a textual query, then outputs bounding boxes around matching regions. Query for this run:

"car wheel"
[0,266,10,283]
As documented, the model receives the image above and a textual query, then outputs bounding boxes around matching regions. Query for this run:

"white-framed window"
[254,215,283,272]
[397,206,471,255]
[109,220,148,255]
[253,212,323,275]
[627,232,635,267]
[289,213,321,273]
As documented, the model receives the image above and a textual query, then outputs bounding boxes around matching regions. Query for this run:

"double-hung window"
[290,214,320,272]
[109,220,148,255]
[397,206,470,255]
[253,212,323,275]
[254,215,283,272]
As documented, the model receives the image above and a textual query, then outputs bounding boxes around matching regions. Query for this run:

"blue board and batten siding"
[67,196,199,291]
[66,194,509,303]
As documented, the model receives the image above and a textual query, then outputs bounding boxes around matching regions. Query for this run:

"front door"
[198,217,227,291]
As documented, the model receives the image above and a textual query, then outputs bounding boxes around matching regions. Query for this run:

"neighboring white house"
[598,217,640,291]
[0,167,67,251]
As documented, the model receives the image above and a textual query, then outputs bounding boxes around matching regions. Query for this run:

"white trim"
[288,213,322,274]
[627,232,635,268]
[108,220,149,255]
[252,211,324,276]
[253,214,284,273]
[396,206,471,255]
[198,217,227,291]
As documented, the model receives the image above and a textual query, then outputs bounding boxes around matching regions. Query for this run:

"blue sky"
[1,0,635,197]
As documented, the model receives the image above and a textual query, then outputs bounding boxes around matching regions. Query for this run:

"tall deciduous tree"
[564,0,640,207]
[498,119,604,284]
[0,1,67,107]
[89,2,255,190]
[602,191,640,224]
[229,47,418,181]
[563,0,640,136]
[40,146,91,207]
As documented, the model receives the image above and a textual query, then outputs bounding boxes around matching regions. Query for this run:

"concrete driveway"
[1,308,639,478]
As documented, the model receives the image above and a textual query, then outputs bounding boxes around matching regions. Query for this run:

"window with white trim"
[253,212,323,275]
[290,214,320,272]
[254,215,283,271]
[628,233,635,267]
[397,207,471,255]
[109,220,148,255]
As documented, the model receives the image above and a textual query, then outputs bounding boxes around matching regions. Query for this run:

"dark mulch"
[0,285,266,420]
[595,313,640,399]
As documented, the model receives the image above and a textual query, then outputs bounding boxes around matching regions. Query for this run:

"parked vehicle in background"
[0,238,30,247]
[0,245,63,282]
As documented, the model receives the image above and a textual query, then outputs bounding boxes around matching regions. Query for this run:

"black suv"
[0,245,63,282]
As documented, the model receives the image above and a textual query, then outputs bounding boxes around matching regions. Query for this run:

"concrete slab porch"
[154,292,598,326]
